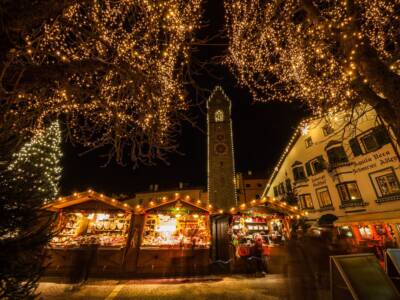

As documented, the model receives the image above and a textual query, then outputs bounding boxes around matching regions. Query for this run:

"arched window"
[215,110,224,122]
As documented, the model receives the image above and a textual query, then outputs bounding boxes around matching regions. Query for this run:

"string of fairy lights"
[6,121,62,204]
[224,0,400,117]
[52,190,307,218]
[6,0,201,165]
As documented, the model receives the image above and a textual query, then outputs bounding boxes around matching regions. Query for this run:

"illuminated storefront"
[335,211,400,258]
[45,191,300,277]
[44,191,133,276]
[135,199,212,275]
[229,206,291,262]
[50,211,130,248]
[141,211,210,249]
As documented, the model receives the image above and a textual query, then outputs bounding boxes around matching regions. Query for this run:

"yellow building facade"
[264,105,400,246]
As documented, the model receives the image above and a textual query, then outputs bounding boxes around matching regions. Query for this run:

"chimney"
[248,170,252,176]
[179,182,183,189]
[149,184,153,191]
[154,184,159,192]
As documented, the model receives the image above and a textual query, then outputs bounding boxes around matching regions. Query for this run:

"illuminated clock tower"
[207,86,237,211]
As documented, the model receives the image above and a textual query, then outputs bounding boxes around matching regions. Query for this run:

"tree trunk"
[354,80,400,143]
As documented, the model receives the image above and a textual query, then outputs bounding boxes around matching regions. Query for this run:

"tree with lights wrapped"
[225,0,400,140]
[0,0,201,166]
[0,120,62,299]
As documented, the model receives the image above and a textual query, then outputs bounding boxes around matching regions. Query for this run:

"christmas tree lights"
[6,120,62,204]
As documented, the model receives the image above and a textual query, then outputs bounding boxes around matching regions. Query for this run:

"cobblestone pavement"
[37,242,330,300]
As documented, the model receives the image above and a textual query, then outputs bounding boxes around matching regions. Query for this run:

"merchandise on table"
[141,212,210,249]
[50,211,130,248]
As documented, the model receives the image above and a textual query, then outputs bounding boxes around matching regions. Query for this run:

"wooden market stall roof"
[45,190,132,212]
[127,192,305,218]
[45,190,306,218]
[229,197,307,219]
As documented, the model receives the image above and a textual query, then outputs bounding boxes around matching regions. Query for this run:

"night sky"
[60,1,308,197]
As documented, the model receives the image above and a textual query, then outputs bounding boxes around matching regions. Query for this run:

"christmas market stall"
[44,191,134,277]
[226,199,299,273]
[133,197,213,276]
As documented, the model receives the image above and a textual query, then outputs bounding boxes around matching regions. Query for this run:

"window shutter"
[317,155,326,169]
[327,148,335,164]
[374,125,391,146]
[305,161,312,176]
[285,179,292,192]
[349,138,362,156]
[292,168,298,181]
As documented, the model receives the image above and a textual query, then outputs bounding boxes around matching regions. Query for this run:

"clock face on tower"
[215,143,227,155]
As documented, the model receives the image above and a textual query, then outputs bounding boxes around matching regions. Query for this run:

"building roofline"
[261,114,323,197]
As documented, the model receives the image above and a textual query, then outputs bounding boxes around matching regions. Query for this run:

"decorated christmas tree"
[0,120,62,299]
[6,121,62,204]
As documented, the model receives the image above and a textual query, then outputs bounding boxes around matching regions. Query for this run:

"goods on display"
[231,214,285,256]
[50,211,130,248]
[142,212,210,248]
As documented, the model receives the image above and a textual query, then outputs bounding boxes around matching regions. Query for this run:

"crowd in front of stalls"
[43,191,294,278]
[302,214,400,263]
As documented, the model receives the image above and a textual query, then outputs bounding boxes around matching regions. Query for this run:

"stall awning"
[144,199,212,214]
[334,210,400,226]
[44,191,132,212]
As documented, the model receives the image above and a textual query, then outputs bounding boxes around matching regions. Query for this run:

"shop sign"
[353,150,398,174]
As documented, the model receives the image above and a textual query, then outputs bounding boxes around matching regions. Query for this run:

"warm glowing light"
[225,0,400,121]
[4,0,202,166]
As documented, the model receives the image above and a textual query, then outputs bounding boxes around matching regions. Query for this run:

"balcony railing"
[294,178,309,185]
[376,194,400,204]
[339,200,369,209]
[318,205,334,212]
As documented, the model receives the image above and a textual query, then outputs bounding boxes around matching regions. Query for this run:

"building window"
[370,168,400,198]
[215,110,224,122]
[361,133,380,153]
[327,146,348,165]
[358,226,373,239]
[316,187,332,208]
[350,125,391,156]
[292,166,306,181]
[257,183,262,188]
[376,173,400,196]
[337,182,362,203]
[322,124,334,136]
[305,137,313,148]
[298,194,314,209]
[245,183,251,188]
[307,156,326,175]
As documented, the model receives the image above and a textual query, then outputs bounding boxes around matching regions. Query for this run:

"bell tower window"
[215,110,224,122]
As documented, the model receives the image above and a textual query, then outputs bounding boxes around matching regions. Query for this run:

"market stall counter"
[44,191,134,278]
[135,199,212,276]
